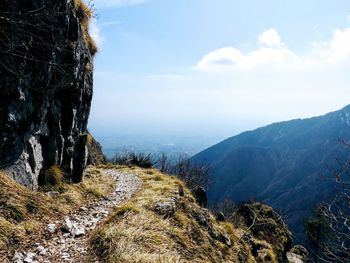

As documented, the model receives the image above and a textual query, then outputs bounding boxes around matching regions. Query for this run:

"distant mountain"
[192,104,350,243]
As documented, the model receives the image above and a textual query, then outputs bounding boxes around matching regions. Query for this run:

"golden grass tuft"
[73,0,93,26]
[42,165,64,188]
[113,204,140,217]
[89,166,271,263]
[252,239,278,263]
[72,0,97,56]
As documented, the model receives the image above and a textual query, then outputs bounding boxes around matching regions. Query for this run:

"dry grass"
[0,167,115,259]
[72,0,97,56]
[89,166,272,263]
[253,240,277,263]
[40,165,64,188]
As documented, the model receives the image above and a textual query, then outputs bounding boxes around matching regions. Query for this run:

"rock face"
[86,133,107,165]
[0,0,96,189]
[193,186,208,207]
[233,202,293,261]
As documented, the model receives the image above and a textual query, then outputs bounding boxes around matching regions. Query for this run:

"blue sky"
[88,0,350,139]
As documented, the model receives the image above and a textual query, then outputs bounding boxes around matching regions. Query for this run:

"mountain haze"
[192,104,350,242]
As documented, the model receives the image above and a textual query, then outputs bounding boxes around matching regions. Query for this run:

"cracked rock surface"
[0,0,94,189]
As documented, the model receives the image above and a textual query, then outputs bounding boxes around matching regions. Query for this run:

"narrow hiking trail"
[13,169,142,263]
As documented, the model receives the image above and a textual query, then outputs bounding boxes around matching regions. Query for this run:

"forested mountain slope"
[192,104,350,242]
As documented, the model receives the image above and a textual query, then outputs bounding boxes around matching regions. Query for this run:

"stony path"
[13,169,142,263]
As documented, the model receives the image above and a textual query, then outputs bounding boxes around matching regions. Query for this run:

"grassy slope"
[89,166,278,263]
[0,167,115,261]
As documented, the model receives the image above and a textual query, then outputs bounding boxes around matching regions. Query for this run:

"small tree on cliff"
[305,205,333,262]
[169,155,210,191]
[305,138,350,262]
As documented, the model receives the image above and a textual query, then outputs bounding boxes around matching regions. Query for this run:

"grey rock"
[24,252,36,263]
[12,252,24,263]
[287,245,308,263]
[286,253,304,263]
[46,191,60,198]
[222,234,231,247]
[47,224,56,234]
[154,201,176,217]
[197,214,209,226]
[61,216,86,237]
[61,217,73,233]
[71,224,85,237]
[35,246,45,253]
[86,133,107,165]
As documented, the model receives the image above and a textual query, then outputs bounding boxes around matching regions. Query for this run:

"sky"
[88,0,350,140]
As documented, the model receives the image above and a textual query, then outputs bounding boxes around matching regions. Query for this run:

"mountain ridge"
[196,104,350,164]
[192,104,350,243]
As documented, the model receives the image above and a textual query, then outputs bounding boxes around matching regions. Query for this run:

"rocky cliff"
[0,0,96,189]
[86,133,107,165]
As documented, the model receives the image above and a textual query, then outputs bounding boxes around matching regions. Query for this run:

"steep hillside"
[89,166,298,263]
[0,165,305,262]
[192,104,350,243]
[0,0,96,189]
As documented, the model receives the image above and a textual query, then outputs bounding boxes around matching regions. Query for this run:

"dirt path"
[13,169,142,263]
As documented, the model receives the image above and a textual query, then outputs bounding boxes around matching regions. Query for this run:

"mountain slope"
[192,104,350,243]
[89,166,294,263]
[1,165,299,263]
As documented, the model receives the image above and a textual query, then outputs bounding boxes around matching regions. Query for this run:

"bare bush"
[305,138,350,262]
[210,199,237,222]
[167,156,210,191]
[111,151,154,168]
[155,153,171,173]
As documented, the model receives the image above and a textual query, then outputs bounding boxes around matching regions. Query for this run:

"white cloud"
[259,28,282,47]
[88,20,122,49]
[195,46,299,71]
[93,0,148,8]
[195,27,350,72]
[327,28,350,61]
[89,19,104,47]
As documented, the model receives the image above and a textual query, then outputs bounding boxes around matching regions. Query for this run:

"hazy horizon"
[88,0,350,146]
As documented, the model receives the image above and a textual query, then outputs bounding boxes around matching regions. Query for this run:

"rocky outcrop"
[193,186,208,207]
[287,245,309,263]
[233,202,293,261]
[0,0,96,189]
[86,133,107,165]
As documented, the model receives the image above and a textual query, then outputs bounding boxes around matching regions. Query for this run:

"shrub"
[168,156,210,191]
[111,151,154,168]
